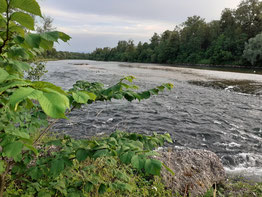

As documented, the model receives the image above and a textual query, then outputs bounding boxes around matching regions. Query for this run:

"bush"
[0,0,173,196]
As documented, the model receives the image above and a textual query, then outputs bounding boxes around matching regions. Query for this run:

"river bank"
[42,60,262,182]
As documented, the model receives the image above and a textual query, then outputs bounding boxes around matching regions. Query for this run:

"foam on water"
[225,167,262,182]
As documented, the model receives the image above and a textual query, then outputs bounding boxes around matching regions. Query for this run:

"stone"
[156,149,226,197]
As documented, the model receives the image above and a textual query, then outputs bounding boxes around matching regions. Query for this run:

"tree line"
[87,0,262,67]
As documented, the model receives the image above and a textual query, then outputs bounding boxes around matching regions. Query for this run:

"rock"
[156,149,225,197]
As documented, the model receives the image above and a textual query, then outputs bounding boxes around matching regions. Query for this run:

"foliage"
[203,178,262,197]
[5,131,173,196]
[26,61,48,81]
[243,33,262,66]
[36,15,56,33]
[0,0,174,196]
[84,0,262,67]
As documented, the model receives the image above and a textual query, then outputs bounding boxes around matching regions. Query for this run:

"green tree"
[235,0,262,38]
[243,33,262,66]
[178,16,208,63]
[0,1,174,196]
[36,15,56,33]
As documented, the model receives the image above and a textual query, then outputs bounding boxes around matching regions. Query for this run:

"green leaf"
[0,0,7,13]
[10,25,25,36]
[72,91,90,104]
[41,31,59,42]
[0,160,5,174]
[24,143,38,155]
[162,163,175,176]
[38,191,52,197]
[76,148,89,162]
[120,151,135,164]
[9,87,41,110]
[38,92,69,119]
[111,181,133,192]
[113,93,123,99]
[139,91,151,99]
[32,81,67,96]
[5,126,30,139]
[39,38,53,50]
[2,141,23,162]
[11,61,30,72]
[0,67,9,83]
[85,92,96,100]
[11,0,42,17]
[11,12,34,30]
[98,184,107,194]
[72,91,95,103]
[29,166,41,180]
[50,159,65,177]
[8,46,30,59]
[25,33,42,48]
[58,31,71,42]
[84,182,94,193]
[0,80,31,95]
[93,149,111,159]
[145,159,162,175]
[131,155,145,170]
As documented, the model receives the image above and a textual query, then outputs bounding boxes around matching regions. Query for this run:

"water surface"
[42,60,262,181]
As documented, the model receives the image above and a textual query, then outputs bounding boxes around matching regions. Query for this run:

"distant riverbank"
[85,59,262,74]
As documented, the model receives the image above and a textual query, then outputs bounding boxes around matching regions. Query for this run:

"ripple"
[46,60,262,179]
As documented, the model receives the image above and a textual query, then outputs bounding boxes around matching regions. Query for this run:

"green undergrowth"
[4,131,173,197]
[203,178,262,197]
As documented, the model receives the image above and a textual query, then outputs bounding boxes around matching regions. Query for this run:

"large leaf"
[11,0,42,17]
[9,87,41,110]
[76,148,90,162]
[50,159,65,177]
[0,0,7,13]
[11,12,34,30]
[5,125,30,139]
[131,155,145,170]
[25,33,42,48]
[145,159,162,175]
[32,81,68,96]
[10,25,25,36]
[0,80,31,95]
[58,32,71,42]
[93,149,111,159]
[8,46,30,59]
[120,151,135,164]
[0,67,9,83]
[72,91,91,104]
[38,92,69,119]
[40,31,59,42]
[29,166,41,180]
[2,141,23,162]
[10,61,30,72]
[39,38,53,50]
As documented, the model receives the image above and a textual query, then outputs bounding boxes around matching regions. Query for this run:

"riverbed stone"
[156,149,225,197]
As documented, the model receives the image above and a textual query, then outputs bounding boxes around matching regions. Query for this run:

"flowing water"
[42,60,262,181]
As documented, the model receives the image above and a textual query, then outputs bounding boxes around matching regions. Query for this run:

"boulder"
[156,149,225,197]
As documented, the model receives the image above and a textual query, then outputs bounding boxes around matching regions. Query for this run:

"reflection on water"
[43,60,262,181]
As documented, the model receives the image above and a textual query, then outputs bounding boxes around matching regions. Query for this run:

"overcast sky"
[39,0,242,52]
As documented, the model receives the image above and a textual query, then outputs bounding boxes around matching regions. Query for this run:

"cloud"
[54,33,149,52]
[39,0,242,52]
[41,6,174,36]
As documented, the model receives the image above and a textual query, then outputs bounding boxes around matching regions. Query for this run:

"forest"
[83,0,262,67]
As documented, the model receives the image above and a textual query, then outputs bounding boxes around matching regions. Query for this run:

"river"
[42,60,262,181]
